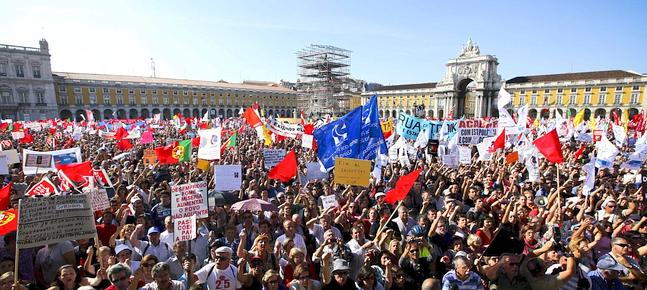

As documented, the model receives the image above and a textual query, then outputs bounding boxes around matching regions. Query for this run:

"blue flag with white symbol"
[313,106,362,171]
[359,95,388,161]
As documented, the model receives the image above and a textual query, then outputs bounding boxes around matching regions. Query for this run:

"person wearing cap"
[237,255,265,289]
[115,244,140,272]
[191,246,240,290]
[322,257,355,290]
[130,224,172,262]
[587,258,626,290]
[597,236,646,286]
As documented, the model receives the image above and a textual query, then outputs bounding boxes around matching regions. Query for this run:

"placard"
[593,130,604,142]
[0,150,19,165]
[301,134,314,149]
[171,181,208,219]
[321,194,339,210]
[0,156,8,175]
[456,119,498,145]
[17,195,97,248]
[174,215,197,242]
[458,146,472,165]
[214,164,242,191]
[306,162,328,181]
[22,148,82,175]
[333,158,371,187]
[84,186,110,212]
[24,154,52,168]
[263,149,286,170]
[143,149,157,166]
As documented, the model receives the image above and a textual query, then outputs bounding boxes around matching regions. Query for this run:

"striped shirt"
[441,270,484,290]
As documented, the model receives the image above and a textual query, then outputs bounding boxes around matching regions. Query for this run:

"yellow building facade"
[54,72,300,121]
[506,70,646,120]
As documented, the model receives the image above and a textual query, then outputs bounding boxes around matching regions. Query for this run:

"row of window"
[0,90,46,104]
[60,93,292,107]
[519,85,641,95]
[0,62,41,78]
[518,93,639,106]
[60,86,292,100]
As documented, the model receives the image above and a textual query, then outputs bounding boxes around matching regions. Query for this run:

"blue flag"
[313,106,362,171]
[359,95,388,161]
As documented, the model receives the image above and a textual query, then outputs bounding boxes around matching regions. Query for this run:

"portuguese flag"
[0,209,18,236]
[220,133,237,155]
[155,140,192,164]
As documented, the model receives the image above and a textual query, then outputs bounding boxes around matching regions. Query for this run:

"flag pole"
[556,163,561,211]
[373,200,403,243]
[14,200,21,284]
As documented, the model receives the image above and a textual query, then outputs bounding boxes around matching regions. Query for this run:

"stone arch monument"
[434,39,502,118]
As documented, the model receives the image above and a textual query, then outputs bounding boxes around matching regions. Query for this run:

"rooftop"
[53,72,296,93]
[506,70,643,84]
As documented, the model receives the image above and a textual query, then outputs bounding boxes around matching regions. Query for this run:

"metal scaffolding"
[297,44,352,117]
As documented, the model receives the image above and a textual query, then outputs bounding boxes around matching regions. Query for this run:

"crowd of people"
[0,114,646,290]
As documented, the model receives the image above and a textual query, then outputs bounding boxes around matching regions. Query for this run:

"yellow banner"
[381,120,394,134]
[196,159,211,171]
[334,158,371,187]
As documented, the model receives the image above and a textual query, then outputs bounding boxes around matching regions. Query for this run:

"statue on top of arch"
[459,38,480,57]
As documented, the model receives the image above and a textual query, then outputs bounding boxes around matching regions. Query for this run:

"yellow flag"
[533,118,539,129]
[589,116,597,130]
[196,159,210,171]
[263,125,272,146]
[573,109,585,127]
[622,110,629,131]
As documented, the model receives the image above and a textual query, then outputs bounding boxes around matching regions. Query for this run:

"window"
[570,88,577,93]
[18,91,28,103]
[598,94,606,105]
[173,90,178,95]
[183,96,189,105]
[128,90,134,95]
[128,96,135,105]
[532,90,537,94]
[140,89,146,94]
[614,93,622,104]
[75,94,83,105]
[531,95,537,105]
[15,64,24,77]
[519,95,525,105]
[0,63,6,76]
[163,90,168,95]
[103,88,109,93]
[32,66,41,78]
[59,94,68,105]
[520,90,525,94]
[36,91,44,104]
[584,94,591,105]
[183,91,188,96]
[616,86,623,91]
[89,87,95,93]
[103,96,110,105]
[569,95,576,105]
[60,86,66,92]
[141,95,147,105]
[202,97,207,106]
[152,96,158,105]
[600,86,607,92]
[117,95,124,105]
[633,85,640,91]
[163,95,169,105]
[210,97,215,106]
[557,94,563,105]
[585,87,591,92]
[631,93,639,104]
[544,89,550,94]
[557,88,563,93]
[116,89,122,94]
[89,94,96,105]
[173,95,179,104]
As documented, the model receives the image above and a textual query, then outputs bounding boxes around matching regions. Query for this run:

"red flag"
[26,177,59,197]
[612,110,620,125]
[0,183,12,210]
[93,168,113,188]
[253,101,260,110]
[114,127,128,140]
[490,128,506,152]
[244,107,263,128]
[56,161,93,184]
[12,123,22,132]
[533,129,564,163]
[574,145,586,160]
[154,142,180,164]
[192,136,201,148]
[0,209,18,236]
[385,169,422,204]
[268,150,297,183]
[57,170,73,192]
[19,131,33,144]
[0,123,7,132]
[116,138,133,151]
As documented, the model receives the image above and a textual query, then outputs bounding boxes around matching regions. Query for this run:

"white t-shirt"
[194,262,241,290]
[140,280,185,290]
[137,240,172,261]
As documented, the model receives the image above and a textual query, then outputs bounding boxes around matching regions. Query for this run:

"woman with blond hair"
[288,263,321,290]
[238,233,279,271]
[110,223,142,261]
[279,248,316,286]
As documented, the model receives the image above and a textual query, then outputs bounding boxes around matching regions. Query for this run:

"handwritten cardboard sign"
[333,158,371,187]
[171,182,208,220]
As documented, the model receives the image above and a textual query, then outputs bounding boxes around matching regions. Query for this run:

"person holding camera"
[519,241,579,290]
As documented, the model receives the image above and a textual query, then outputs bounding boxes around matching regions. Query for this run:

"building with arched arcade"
[54,72,299,121]
[362,39,646,121]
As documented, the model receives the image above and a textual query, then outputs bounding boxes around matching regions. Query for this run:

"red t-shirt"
[96,223,118,246]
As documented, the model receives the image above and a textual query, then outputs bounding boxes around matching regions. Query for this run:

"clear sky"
[2,0,646,85]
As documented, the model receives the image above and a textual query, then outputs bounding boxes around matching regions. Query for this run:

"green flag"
[175,139,192,162]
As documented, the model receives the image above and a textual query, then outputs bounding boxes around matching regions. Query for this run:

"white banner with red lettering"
[456,119,498,145]
[265,117,303,138]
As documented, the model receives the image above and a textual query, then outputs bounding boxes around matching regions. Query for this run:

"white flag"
[197,128,222,160]
[497,85,512,110]
[201,111,210,123]
[414,127,429,148]
[595,136,619,169]
[582,160,596,195]
[612,124,626,147]
[476,137,495,161]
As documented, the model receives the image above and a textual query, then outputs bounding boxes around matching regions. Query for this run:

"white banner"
[198,128,222,160]
[171,182,208,219]
[22,147,82,175]
[174,215,197,242]
[263,149,286,170]
[301,134,314,149]
[321,194,338,210]
[265,117,303,138]
[459,146,472,165]
[456,119,498,145]
[0,150,19,164]
[214,164,242,192]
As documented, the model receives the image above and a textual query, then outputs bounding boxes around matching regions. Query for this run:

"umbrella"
[230,198,277,212]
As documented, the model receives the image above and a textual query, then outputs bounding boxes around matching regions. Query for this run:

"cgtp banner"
[265,117,303,138]
[456,119,498,145]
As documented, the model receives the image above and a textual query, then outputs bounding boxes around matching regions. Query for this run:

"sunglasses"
[111,276,129,283]
[614,243,630,248]
[214,256,230,261]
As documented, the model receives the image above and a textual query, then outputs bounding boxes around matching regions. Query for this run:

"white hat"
[115,244,132,255]
[375,192,386,198]
[215,246,233,255]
